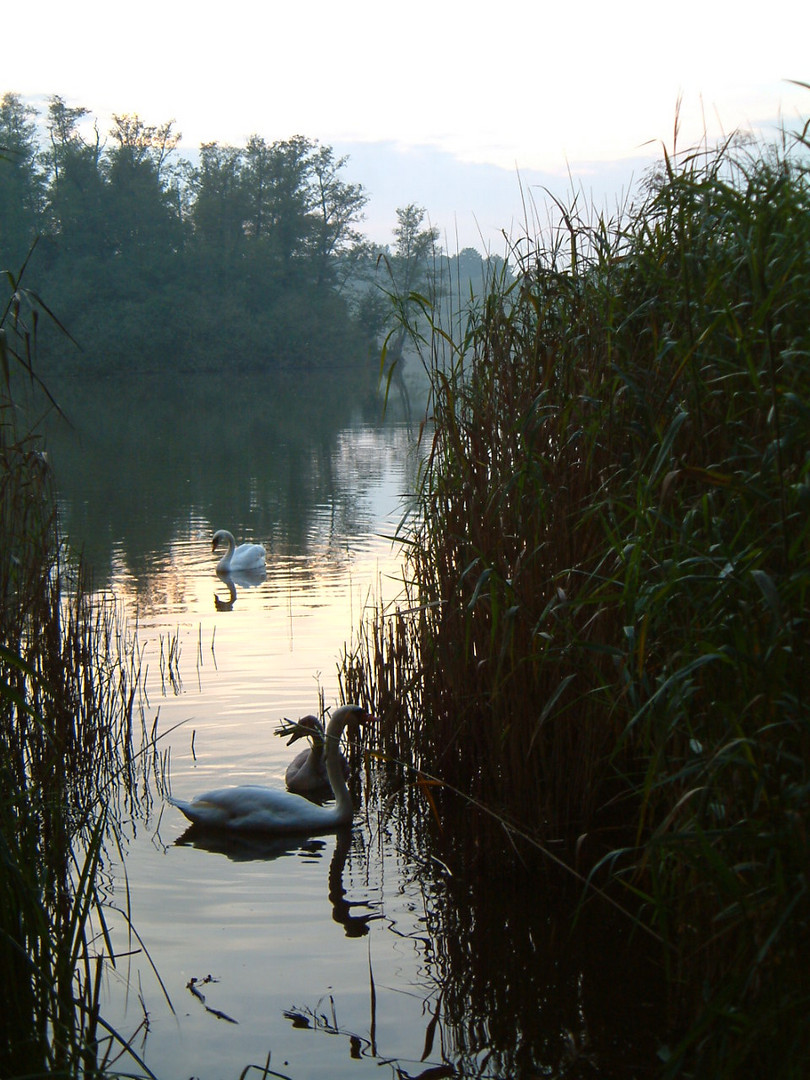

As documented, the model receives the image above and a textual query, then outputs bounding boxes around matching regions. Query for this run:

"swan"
[279,714,350,795]
[211,529,266,573]
[168,704,374,834]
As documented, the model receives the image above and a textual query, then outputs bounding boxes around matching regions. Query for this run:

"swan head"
[324,704,376,745]
[280,714,324,747]
[274,705,375,748]
[329,703,375,728]
[211,529,231,553]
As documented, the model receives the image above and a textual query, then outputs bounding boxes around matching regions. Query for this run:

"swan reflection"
[175,824,375,936]
[214,565,266,610]
[175,824,324,861]
[214,576,237,610]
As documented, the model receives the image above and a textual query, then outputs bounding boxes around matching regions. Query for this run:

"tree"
[0,92,45,267]
[42,96,108,258]
[187,142,246,260]
[240,134,274,242]
[374,206,442,421]
[379,203,442,352]
[104,114,182,258]
[307,145,367,286]
[239,135,315,295]
[391,203,441,299]
[0,93,438,375]
[264,135,315,275]
[108,113,180,184]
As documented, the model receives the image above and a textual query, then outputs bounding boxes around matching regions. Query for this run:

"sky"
[4,0,808,252]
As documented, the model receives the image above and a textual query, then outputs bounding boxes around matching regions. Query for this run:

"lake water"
[44,371,665,1079]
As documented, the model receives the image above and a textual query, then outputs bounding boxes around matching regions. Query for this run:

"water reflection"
[175,824,376,938]
[328,827,377,938]
[214,566,266,610]
[359,784,667,1079]
[39,373,666,1078]
[213,576,237,611]
[43,371,418,594]
[175,824,327,862]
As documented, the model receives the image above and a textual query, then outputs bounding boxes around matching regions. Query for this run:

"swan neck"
[309,740,325,765]
[214,531,237,571]
[324,722,352,819]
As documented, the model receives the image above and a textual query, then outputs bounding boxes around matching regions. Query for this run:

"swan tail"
[168,795,228,828]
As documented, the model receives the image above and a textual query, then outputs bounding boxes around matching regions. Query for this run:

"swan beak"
[275,717,314,745]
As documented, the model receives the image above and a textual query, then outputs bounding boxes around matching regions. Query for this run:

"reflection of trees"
[429,861,664,1076]
[361,778,666,1079]
[44,372,420,588]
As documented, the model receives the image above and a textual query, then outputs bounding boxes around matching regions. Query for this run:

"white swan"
[168,704,374,833]
[280,714,350,795]
[211,529,266,573]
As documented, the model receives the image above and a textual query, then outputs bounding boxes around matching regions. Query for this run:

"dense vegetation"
[343,115,810,1076]
[0,91,496,378]
[7,78,808,1076]
[0,249,157,1075]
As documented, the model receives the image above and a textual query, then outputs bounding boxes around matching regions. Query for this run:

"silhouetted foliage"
[0,93,400,375]
[0,93,45,267]
[343,118,810,1079]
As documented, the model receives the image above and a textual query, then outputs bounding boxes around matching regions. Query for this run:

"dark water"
[44,371,665,1079]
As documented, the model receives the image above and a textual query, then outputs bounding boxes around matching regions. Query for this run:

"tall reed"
[344,115,810,1076]
[1,257,154,1077]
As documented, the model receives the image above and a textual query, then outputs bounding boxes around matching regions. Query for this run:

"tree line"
[0,91,484,377]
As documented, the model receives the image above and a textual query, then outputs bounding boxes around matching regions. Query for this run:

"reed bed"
[1,267,155,1077]
[342,116,810,1076]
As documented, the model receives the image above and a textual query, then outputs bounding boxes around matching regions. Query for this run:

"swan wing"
[231,543,266,569]
[170,785,340,832]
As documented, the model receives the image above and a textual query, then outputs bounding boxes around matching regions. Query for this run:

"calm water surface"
[45,372,664,1079]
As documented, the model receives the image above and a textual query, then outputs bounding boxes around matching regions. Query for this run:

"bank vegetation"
[0,265,159,1076]
[343,110,810,1077]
